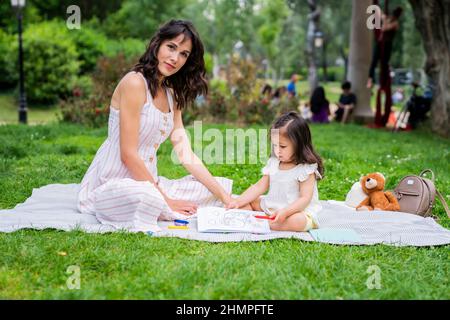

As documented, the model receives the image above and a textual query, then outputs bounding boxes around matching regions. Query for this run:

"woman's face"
[157,34,192,77]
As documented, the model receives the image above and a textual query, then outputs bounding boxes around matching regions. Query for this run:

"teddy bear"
[356,172,400,211]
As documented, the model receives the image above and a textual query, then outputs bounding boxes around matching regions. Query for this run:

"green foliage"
[0,29,17,89]
[19,20,80,103]
[69,26,107,74]
[104,38,146,61]
[59,54,138,127]
[102,0,189,39]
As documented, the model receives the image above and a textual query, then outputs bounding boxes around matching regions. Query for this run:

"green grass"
[0,91,60,125]
[0,122,449,299]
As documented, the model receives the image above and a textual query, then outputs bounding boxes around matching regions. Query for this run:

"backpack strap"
[436,189,450,218]
[419,169,435,182]
[419,169,449,218]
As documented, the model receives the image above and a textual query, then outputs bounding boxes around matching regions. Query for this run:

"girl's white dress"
[260,157,322,223]
[77,71,232,232]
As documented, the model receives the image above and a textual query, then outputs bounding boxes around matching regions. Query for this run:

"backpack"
[393,169,449,219]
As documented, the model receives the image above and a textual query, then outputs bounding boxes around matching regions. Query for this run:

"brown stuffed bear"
[356,172,400,211]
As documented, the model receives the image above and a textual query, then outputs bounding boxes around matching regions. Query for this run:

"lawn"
[0,121,449,299]
[0,91,59,125]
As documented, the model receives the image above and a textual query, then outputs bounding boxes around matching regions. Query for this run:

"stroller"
[393,82,432,132]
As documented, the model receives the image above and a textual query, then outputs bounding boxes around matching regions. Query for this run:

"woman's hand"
[166,198,198,215]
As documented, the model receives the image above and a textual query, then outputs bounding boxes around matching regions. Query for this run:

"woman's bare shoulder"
[119,72,146,92]
[111,72,146,110]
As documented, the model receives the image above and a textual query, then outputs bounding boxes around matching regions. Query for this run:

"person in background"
[367,7,403,89]
[310,86,330,123]
[271,86,287,105]
[261,84,273,104]
[335,81,357,123]
[286,74,299,98]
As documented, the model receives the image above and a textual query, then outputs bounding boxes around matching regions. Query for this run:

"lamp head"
[11,0,26,8]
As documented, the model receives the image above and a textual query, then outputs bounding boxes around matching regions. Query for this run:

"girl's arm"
[119,74,197,214]
[170,108,232,205]
[233,175,270,207]
[272,174,315,222]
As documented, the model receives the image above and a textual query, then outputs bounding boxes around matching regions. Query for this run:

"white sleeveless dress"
[77,71,232,232]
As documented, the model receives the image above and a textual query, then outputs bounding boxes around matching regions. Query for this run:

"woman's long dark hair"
[132,20,208,110]
[271,111,324,178]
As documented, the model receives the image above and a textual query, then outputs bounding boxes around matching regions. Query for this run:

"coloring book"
[197,207,271,234]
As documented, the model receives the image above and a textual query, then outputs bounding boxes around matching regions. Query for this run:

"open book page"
[197,206,271,234]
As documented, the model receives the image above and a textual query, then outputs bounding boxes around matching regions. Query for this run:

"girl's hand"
[221,194,234,208]
[166,198,198,215]
[225,198,240,210]
[271,210,287,224]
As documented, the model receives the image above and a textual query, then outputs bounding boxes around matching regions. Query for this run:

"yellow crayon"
[168,225,189,230]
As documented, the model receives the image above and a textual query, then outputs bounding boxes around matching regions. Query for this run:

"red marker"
[254,215,275,220]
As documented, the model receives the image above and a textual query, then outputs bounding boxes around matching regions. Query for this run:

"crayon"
[168,225,189,230]
[174,219,189,225]
[254,215,275,220]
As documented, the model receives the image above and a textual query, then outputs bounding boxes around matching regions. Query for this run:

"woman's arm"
[170,108,232,205]
[119,73,161,185]
[272,174,315,221]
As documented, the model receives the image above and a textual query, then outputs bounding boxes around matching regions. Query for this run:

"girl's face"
[157,34,192,78]
[271,131,296,163]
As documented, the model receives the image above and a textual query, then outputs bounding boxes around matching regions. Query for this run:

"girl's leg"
[269,211,311,232]
[249,197,263,211]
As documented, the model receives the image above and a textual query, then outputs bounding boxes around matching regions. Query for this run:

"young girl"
[226,112,324,232]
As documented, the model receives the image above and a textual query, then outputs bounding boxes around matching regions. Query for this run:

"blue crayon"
[174,219,189,226]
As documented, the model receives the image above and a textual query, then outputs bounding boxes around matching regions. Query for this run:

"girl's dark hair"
[132,19,207,110]
[310,86,329,108]
[271,111,324,178]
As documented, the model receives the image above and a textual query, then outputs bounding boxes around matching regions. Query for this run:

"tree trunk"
[409,0,450,138]
[306,0,320,93]
[348,0,374,123]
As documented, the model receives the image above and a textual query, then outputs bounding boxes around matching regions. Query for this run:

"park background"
[0,0,449,299]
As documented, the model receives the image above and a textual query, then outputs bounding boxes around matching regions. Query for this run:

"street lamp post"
[314,30,327,82]
[11,0,27,124]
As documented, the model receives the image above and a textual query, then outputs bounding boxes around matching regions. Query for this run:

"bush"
[69,26,107,74]
[104,38,146,61]
[318,66,345,82]
[20,20,80,103]
[0,29,18,89]
[59,53,138,127]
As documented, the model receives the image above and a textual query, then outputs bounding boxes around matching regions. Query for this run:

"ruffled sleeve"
[261,157,279,175]
[297,163,322,182]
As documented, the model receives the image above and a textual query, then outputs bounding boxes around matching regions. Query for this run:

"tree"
[348,0,373,123]
[409,0,449,137]
[305,0,320,92]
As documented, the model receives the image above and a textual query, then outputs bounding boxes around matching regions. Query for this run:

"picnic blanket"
[1,183,449,247]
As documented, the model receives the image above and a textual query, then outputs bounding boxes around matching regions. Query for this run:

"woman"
[310,86,330,124]
[77,20,233,232]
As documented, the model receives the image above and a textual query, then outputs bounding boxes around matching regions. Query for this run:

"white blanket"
[1,183,450,247]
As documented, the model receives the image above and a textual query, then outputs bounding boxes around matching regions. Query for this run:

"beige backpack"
[393,169,449,219]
